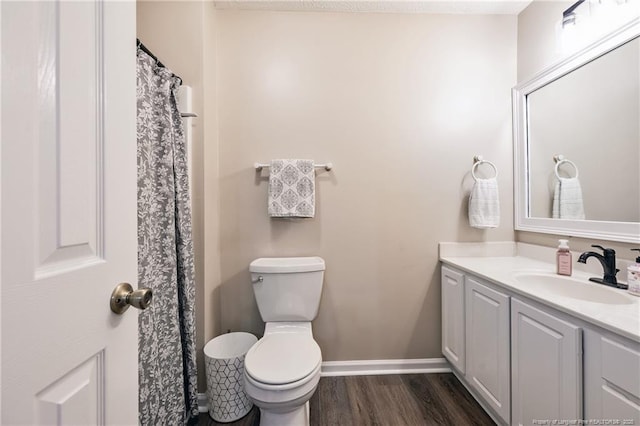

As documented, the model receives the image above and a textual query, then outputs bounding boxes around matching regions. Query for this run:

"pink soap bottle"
[557,239,572,276]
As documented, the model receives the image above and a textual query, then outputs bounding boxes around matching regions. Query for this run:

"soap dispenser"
[557,239,572,276]
[627,249,640,297]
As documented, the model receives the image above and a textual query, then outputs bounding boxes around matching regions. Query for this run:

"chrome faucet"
[577,245,624,289]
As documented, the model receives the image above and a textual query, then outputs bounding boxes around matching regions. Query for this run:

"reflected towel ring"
[554,155,579,179]
[471,155,498,181]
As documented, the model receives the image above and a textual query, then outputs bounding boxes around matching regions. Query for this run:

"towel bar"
[254,162,333,171]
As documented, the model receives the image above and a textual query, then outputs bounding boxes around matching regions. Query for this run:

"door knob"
[110,283,153,314]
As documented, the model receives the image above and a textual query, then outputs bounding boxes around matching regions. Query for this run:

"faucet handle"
[591,244,616,255]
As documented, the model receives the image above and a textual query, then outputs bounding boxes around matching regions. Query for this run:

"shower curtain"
[136,47,199,425]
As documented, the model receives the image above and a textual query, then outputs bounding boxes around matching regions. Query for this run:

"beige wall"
[217,10,517,361]
[517,0,572,81]
[516,1,639,257]
[203,1,222,347]
[137,0,220,392]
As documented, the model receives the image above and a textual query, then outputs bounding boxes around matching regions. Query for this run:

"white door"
[1,1,138,424]
[441,266,466,374]
[511,298,583,426]
[465,277,510,424]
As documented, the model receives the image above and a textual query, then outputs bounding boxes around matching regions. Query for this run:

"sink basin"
[512,273,635,305]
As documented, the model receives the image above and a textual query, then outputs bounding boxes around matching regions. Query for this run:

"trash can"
[204,332,258,423]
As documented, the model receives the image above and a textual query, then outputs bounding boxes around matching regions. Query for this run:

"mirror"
[513,20,640,243]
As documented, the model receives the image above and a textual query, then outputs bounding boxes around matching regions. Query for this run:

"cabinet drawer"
[601,337,640,399]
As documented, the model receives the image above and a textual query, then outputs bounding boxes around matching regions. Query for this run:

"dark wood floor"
[198,373,494,426]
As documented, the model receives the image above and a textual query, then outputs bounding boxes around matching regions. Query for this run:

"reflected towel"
[552,177,585,220]
[469,178,500,229]
[268,159,315,218]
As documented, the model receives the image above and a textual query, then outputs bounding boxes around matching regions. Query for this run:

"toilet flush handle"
[252,276,264,284]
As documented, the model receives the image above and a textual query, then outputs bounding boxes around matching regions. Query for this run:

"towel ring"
[471,155,498,181]
[554,155,579,179]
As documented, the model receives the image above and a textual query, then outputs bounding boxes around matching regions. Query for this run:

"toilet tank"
[249,257,325,322]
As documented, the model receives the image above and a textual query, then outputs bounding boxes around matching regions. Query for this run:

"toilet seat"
[245,362,321,394]
[245,332,322,386]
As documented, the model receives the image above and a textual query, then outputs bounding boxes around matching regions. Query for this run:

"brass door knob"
[110,283,153,314]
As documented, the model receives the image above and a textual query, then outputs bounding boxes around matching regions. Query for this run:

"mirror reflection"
[526,37,639,222]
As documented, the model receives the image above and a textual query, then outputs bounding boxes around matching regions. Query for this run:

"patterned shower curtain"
[136,47,199,425]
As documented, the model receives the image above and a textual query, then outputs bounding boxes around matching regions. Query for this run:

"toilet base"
[259,401,310,426]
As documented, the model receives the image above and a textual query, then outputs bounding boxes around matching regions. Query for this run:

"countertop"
[440,252,640,343]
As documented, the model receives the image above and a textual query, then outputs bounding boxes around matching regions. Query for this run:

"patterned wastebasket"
[204,332,258,422]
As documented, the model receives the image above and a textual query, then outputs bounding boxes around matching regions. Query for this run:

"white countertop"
[440,243,640,343]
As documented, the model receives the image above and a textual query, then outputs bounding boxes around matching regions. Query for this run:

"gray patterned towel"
[268,159,315,218]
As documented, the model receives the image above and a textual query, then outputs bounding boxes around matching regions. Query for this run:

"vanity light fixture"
[557,0,637,53]
[562,0,586,27]
[562,0,636,29]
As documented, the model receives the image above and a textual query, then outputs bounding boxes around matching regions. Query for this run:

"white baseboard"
[320,357,451,377]
[198,358,452,413]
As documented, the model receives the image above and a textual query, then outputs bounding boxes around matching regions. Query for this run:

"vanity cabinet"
[440,241,640,425]
[511,298,583,426]
[465,277,510,423]
[441,266,466,374]
[442,265,588,425]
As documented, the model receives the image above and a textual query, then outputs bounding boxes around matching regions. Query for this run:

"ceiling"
[213,0,533,15]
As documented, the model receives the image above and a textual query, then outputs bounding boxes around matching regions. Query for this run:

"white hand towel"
[552,177,585,220]
[469,178,500,229]
[268,159,315,218]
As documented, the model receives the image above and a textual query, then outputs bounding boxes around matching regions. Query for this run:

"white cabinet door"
[465,277,511,423]
[511,298,583,426]
[442,266,465,373]
[1,1,138,424]
[599,337,640,423]
[586,335,640,423]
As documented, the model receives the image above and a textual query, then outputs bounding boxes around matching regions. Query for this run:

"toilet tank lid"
[249,257,325,273]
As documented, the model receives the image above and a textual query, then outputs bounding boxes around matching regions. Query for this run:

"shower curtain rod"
[136,39,183,85]
[137,39,196,118]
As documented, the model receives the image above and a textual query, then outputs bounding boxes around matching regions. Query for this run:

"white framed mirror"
[513,18,640,243]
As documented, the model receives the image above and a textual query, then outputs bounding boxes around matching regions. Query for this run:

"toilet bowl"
[245,257,325,426]
[244,323,322,426]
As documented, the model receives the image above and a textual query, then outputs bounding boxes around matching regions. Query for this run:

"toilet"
[244,257,325,426]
